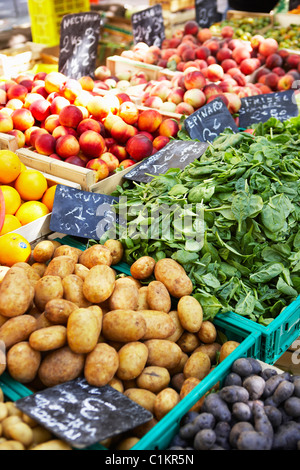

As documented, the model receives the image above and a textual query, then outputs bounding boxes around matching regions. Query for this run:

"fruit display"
[264,24,300,51]
[210,16,272,42]
[167,356,300,450]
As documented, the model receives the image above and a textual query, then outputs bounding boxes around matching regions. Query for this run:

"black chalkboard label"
[185,97,239,142]
[195,0,222,28]
[15,377,152,449]
[49,185,120,240]
[59,12,101,80]
[124,139,209,183]
[131,5,165,48]
[238,90,299,128]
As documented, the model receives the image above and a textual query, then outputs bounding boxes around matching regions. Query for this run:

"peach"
[29,99,51,122]
[103,114,123,133]
[116,93,131,105]
[138,109,163,134]
[77,118,101,136]
[159,102,177,113]
[184,20,199,36]
[34,72,47,81]
[184,88,206,109]
[110,121,138,144]
[204,40,220,56]
[0,114,13,132]
[65,155,86,167]
[195,46,210,60]
[11,108,35,131]
[206,64,224,82]
[24,126,40,146]
[119,159,135,169]
[250,35,265,50]
[216,48,232,63]
[94,65,111,81]
[43,114,60,133]
[79,76,95,92]
[277,74,294,91]
[79,130,106,159]
[125,134,153,162]
[197,28,212,43]
[184,70,206,90]
[30,128,49,147]
[167,87,185,105]
[143,96,164,109]
[100,152,120,173]
[35,133,57,156]
[181,47,196,62]
[232,47,251,64]
[44,72,67,94]
[102,93,120,115]
[221,59,238,73]
[60,79,82,102]
[7,129,25,148]
[6,99,23,110]
[23,92,44,110]
[272,67,285,77]
[223,92,241,114]
[59,105,83,128]
[239,58,261,76]
[264,72,279,90]
[150,82,171,102]
[74,90,92,108]
[259,38,278,57]
[206,93,229,106]
[77,106,89,120]
[86,158,110,182]
[286,54,300,70]
[158,118,179,138]
[31,85,48,99]
[0,89,6,106]
[118,101,139,125]
[110,143,128,162]
[175,102,194,115]
[219,79,236,93]
[104,137,116,149]
[52,125,77,139]
[265,53,283,70]
[153,135,170,151]
[87,96,111,120]
[203,83,222,100]
[50,96,70,114]
[56,135,80,159]
[221,26,234,38]
[18,79,33,92]
[7,84,28,102]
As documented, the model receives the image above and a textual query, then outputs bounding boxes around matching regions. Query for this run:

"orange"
[41,184,57,211]
[0,150,22,184]
[15,201,49,226]
[14,169,48,201]
[0,185,21,215]
[0,214,22,235]
[0,233,31,266]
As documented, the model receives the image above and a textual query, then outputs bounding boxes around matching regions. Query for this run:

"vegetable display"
[112,116,300,325]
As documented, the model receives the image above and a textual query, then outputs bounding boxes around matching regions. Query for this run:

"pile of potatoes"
[0,239,240,449]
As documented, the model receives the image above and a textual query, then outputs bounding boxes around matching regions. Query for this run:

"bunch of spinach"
[110,116,300,325]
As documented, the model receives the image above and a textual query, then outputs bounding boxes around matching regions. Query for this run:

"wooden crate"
[0,42,49,79]
[274,12,300,26]
[226,9,275,25]
[0,132,19,152]
[162,7,196,37]
[149,0,194,13]
[106,55,164,82]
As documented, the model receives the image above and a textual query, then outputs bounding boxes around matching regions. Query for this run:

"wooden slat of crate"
[150,0,194,12]
[106,55,164,81]
[0,132,19,152]
[0,42,47,79]
[137,105,182,122]
[226,9,274,25]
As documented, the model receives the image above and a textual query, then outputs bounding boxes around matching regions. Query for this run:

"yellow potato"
[84,343,119,387]
[62,274,91,308]
[5,402,22,417]
[79,244,112,269]
[136,366,170,393]
[130,256,156,280]
[124,276,142,289]
[44,298,78,325]
[108,377,124,394]
[116,437,139,450]
[74,264,89,281]
[35,312,53,330]
[30,426,53,447]
[0,403,8,421]
[177,332,201,354]
[144,339,182,370]
[194,342,222,363]
[165,311,184,343]
[179,377,204,412]
[170,372,185,392]
[29,325,67,352]
[2,415,22,436]
[197,321,217,344]
[30,439,72,450]
[67,306,102,354]
[0,347,5,376]
[154,258,193,298]
[147,281,171,313]
[183,351,211,380]
[82,265,115,304]
[33,240,55,263]
[7,342,41,384]
[219,341,240,362]
[108,278,139,311]
[0,267,34,318]
[0,313,7,327]
[38,346,85,387]
[53,245,82,263]
[104,239,124,265]
[116,342,148,381]
[12,262,41,287]
[136,286,150,311]
[153,388,180,421]
[6,421,33,447]
[34,275,64,312]
[124,388,156,413]
[0,315,37,349]
[177,296,203,333]
[138,310,176,340]
[168,352,189,376]
[31,263,47,278]
[0,440,25,450]
[44,256,76,278]
[102,310,146,343]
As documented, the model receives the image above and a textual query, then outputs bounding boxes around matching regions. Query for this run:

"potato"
[147,281,171,313]
[7,342,41,384]
[31,426,53,447]
[0,267,34,318]
[29,325,67,352]
[130,256,156,280]
[197,321,217,344]
[62,274,91,308]
[132,417,157,439]
[180,377,205,412]
[219,341,240,362]
[0,440,25,450]
[0,403,7,421]
[183,351,211,380]
[44,256,76,279]
[138,310,176,340]
[154,259,193,298]
[136,286,150,311]
[124,389,156,413]
[170,372,185,392]
[0,313,7,327]
[22,413,37,428]
[168,352,189,376]
[84,343,119,387]
[5,402,22,417]
[116,342,148,381]
[30,439,72,450]
[31,263,47,278]
[123,379,137,390]
[44,299,78,325]
[35,312,53,330]
[33,240,55,263]
[74,263,89,280]
[153,388,180,421]
[104,239,124,265]
[6,421,33,447]
[0,347,5,376]
[194,342,222,363]
[0,387,3,402]
[136,366,170,393]
[144,339,182,370]
[79,244,112,269]
[177,332,201,354]
[83,265,115,304]
[2,415,21,436]
[108,377,124,394]
[116,437,139,450]
[0,315,37,349]
[108,278,139,311]
[67,306,102,354]
[53,245,82,263]
[177,296,203,333]
[102,310,146,343]
[34,275,64,312]
[165,311,184,343]
[38,346,85,387]
[12,263,40,287]
[125,276,142,289]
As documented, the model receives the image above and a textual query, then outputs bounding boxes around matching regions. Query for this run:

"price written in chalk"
[131,5,165,48]
[59,12,102,80]
[195,0,222,28]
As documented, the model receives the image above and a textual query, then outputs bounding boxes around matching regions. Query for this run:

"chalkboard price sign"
[238,89,299,128]
[131,5,165,48]
[195,0,222,28]
[59,11,102,80]
[124,139,209,183]
[49,185,120,240]
[15,377,152,449]
[185,97,239,143]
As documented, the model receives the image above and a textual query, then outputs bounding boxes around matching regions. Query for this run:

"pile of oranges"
[0,149,57,267]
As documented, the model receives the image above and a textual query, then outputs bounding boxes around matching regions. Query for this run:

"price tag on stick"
[131,4,165,48]
[59,11,101,80]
